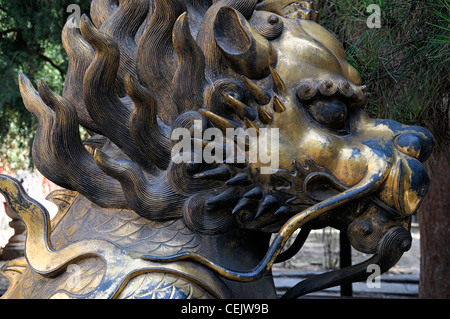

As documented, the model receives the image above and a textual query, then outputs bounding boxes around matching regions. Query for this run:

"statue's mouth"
[352,154,430,224]
[256,157,417,233]
[370,196,404,219]
[301,167,407,220]
[353,194,406,221]
[304,154,430,222]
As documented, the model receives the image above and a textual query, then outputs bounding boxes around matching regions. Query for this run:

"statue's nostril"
[395,133,422,159]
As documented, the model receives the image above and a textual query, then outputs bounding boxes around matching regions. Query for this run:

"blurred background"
[0,0,448,298]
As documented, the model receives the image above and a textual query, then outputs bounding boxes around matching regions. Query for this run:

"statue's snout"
[394,126,435,163]
[386,124,434,216]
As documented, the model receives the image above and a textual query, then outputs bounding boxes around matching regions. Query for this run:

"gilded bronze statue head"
[0,0,434,299]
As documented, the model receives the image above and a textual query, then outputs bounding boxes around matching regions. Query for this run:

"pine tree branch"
[36,53,66,80]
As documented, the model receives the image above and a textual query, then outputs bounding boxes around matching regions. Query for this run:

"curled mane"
[20,0,366,233]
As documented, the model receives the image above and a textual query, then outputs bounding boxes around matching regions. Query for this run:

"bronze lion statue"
[0,0,434,299]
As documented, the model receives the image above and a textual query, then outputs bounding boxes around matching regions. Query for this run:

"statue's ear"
[214,6,277,79]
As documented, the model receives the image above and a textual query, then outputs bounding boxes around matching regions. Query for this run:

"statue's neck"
[193,228,278,298]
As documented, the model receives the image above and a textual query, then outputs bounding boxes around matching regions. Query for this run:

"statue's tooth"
[244,187,264,200]
[198,108,238,132]
[240,75,270,105]
[222,93,257,120]
[193,166,231,181]
[257,106,273,124]
[226,173,251,186]
[272,96,286,113]
[244,118,260,135]
[274,206,290,216]
[261,195,278,207]
[269,67,287,95]
[206,188,241,206]
[232,198,255,214]
[255,195,278,219]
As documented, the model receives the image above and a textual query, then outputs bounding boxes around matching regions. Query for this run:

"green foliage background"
[0,0,449,170]
[0,0,91,170]
[318,0,449,161]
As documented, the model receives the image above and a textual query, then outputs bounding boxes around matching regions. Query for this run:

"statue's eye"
[305,98,349,133]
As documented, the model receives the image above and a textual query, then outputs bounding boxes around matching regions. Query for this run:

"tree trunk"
[418,155,450,298]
